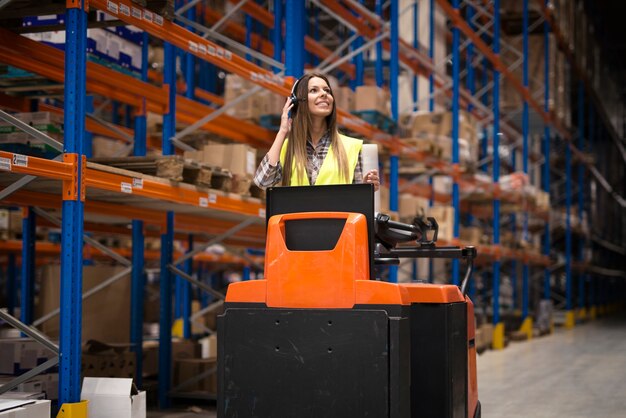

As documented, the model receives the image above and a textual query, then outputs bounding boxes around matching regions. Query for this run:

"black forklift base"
[218,302,468,418]
[218,305,410,418]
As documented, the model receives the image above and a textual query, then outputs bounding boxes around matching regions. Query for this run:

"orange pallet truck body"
[218,185,480,418]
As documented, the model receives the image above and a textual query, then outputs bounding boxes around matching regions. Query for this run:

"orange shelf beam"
[0,151,74,180]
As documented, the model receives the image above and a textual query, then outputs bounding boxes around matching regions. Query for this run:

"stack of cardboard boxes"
[184,143,257,195]
[400,110,479,166]
[0,112,63,158]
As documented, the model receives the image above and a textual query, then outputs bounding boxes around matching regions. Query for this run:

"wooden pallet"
[89,155,232,190]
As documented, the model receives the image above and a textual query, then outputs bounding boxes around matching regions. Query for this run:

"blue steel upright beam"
[20,208,36,325]
[427,0,435,283]
[273,0,283,71]
[388,0,399,283]
[59,1,87,406]
[285,0,305,78]
[542,0,552,308]
[7,253,16,316]
[520,0,532,339]
[182,235,193,339]
[158,38,177,409]
[450,0,460,286]
[428,0,434,111]
[130,31,149,388]
[577,81,586,322]
[412,1,419,111]
[375,0,384,87]
[588,102,596,320]
[564,134,574,329]
[492,0,504,350]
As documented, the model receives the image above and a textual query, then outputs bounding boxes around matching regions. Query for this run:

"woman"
[253,73,380,190]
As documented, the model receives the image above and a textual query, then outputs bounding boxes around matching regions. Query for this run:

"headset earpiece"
[289,75,305,112]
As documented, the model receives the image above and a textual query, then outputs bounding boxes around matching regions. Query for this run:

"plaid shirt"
[253,131,363,189]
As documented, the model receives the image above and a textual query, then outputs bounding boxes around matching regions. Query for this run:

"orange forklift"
[218,184,480,418]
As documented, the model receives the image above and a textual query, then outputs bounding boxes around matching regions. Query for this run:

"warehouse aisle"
[477,312,626,417]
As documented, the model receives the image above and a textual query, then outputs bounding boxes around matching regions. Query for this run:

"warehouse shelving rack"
[0,0,624,412]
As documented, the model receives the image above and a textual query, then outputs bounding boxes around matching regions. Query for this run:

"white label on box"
[208,193,217,204]
[198,44,207,55]
[121,182,133,194]
[143,10,153,23]
[107,0,118,14]
[258,208,266,218]
[12,154,28,167]
[155,14,164,26]
[0,157,10,171]
[199,197,208,208]
[132,178,143,189]
[132,7,142,19]
[120,4,130,16]
[246,150,255,175]
[189,41,198,53]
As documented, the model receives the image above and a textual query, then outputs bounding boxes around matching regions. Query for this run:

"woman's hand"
[365,169,380,192]
[279,98,294,135]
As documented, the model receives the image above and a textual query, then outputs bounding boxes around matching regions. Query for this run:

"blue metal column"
[576,81,586,322]
[480,57,489,172]
[20,208,36,325]
[285,0,305,78]
[59,1,87,406]
[587,103,596,320]
[131,31,148,388]
[564,135,574,329]
[182,235,193,338]
[410,1,419,281]
[450,0,461,286]
[158,37,177,408]
[542,0,552,307]
[273,0,283,69]
[350,0,364,90]
[7,253,17,316]
[520,0,532,338]
[84,97,93,158]
[492,0,504,350]
[243,266,251,281]
[375,0,384,87]
[427,0,435,283]
[388,0,399,283]
[428,0,435,111]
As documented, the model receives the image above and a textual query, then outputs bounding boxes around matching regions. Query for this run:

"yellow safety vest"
[280,134,363,186]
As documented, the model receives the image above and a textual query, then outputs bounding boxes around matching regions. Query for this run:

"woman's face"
[307,77,334,118]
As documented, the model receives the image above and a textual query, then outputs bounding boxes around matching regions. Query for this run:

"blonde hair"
[282,73,350,186]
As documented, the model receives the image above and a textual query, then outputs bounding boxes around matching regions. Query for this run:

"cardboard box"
[37,265,130,343]
[354,86,390,115]
[199,334,217,360]
[404,111,477,145]
[172,358,217,393]
[398,194,429,220]
[82,341,136,379]
[81,377,146,418]
[201,143,256,177]
[334,86,355,112]
[92,136,130,158]
[460,227,483,244]
[0,399,50,417]
[224,74,263,121]
[0,339,56,375]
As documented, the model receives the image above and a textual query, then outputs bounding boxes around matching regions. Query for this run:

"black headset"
[289,74,307,113]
